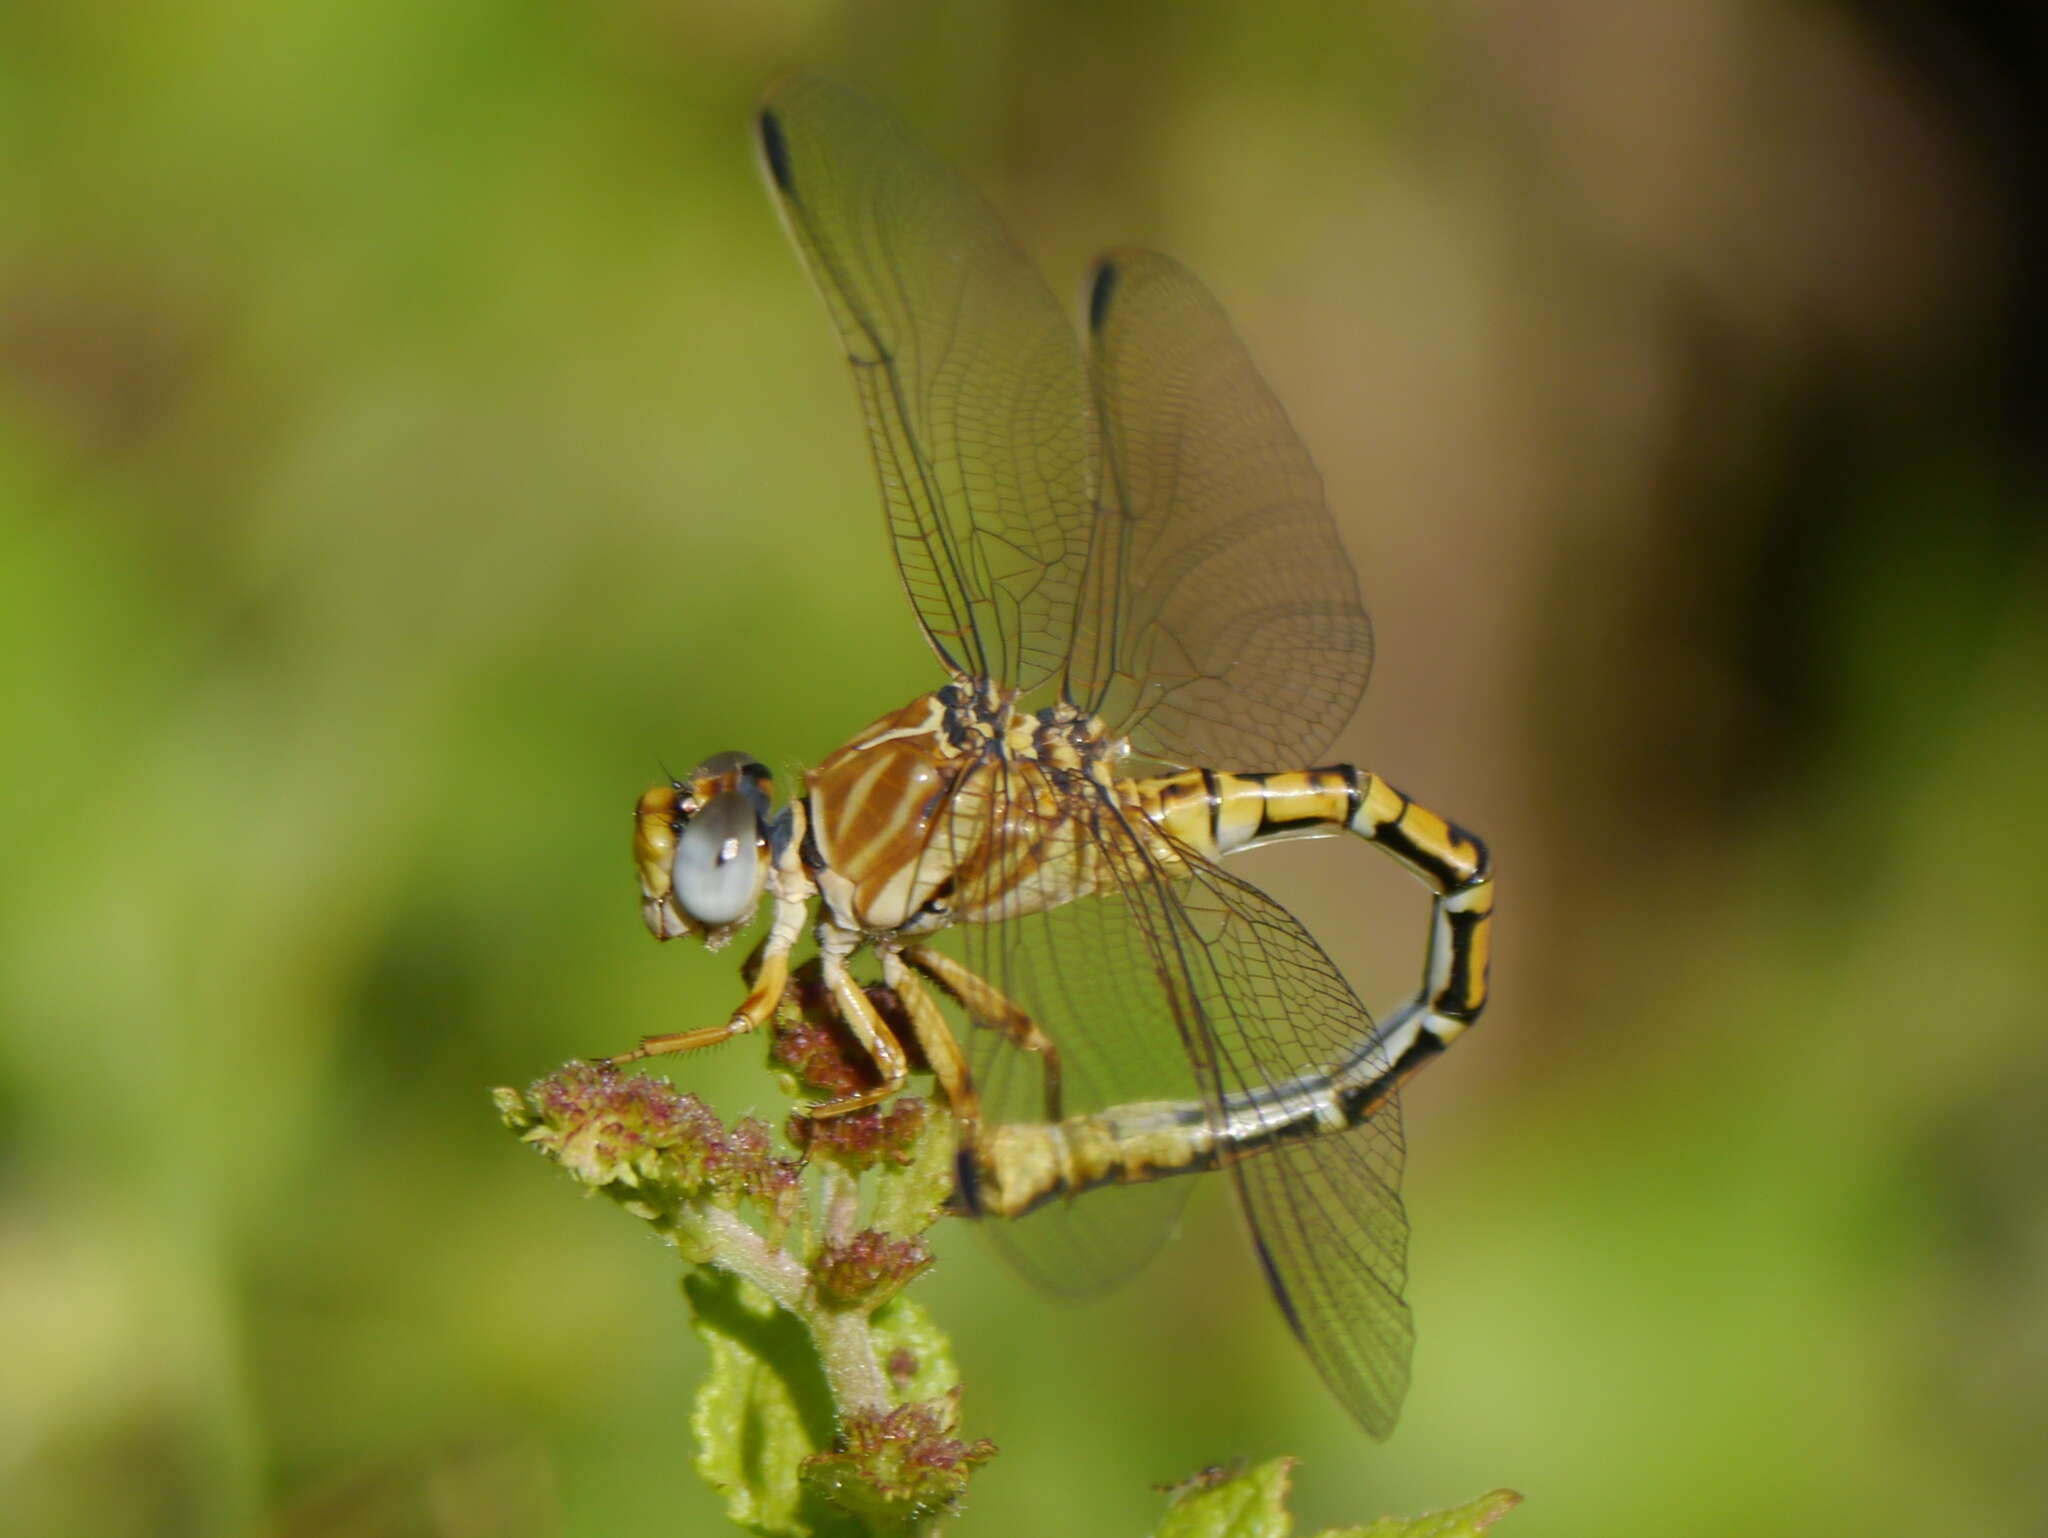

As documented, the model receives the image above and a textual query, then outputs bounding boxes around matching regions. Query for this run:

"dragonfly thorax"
[803,688,1134,938]
[634,751,776,951]
[1027,698,1127,779]
[929,680,1127,783]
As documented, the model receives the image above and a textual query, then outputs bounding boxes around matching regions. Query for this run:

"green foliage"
[501,1047,1516,1536]
[9,6,2048,1534]
[1342,1489,1523,1538]
[500,1041,993,1535]
[797,1399,997,1533]
[689,1269,856,1538]
[1151,1460,1519,1538]
[685,1269,985,1537]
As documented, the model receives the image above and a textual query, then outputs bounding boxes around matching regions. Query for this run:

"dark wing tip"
[758,105,796,194]
[1087,258,1122,337]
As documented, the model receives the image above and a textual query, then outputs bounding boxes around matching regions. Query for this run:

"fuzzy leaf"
[1154,1458,1295,1538]
[686,1270,863,1538]
[1152,1461,1521,1538]
[867,1295,957,1404]
[868,1099,958,1237]
[1324,1487,1522,1538]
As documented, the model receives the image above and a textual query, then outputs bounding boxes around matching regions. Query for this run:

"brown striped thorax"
[805,682,1152,936]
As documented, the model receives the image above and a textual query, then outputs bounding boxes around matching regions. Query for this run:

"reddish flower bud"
[800,1398,995,1526]
[813,1230,932,1308]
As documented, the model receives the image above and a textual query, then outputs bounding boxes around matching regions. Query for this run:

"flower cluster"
[813,1230,933,1309]
[496,1062,800,1234]
[498,967,995,1531]
[789,1096,931,1170]
[800,1397,997,1529]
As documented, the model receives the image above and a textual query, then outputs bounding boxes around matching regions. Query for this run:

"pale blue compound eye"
[671,789,766,927]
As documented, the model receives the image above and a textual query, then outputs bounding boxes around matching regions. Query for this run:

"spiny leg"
[901,941,1064,1123]
[878,949,981,1134]
[800,924,910,1118]
[609,890,808,1063]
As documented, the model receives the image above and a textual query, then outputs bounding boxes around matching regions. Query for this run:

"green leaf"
[1153,1458,1296,1538]
[867,1295,957,1404]
[1324,1488,1523,1538]
[686,1270,864,1538]
[1150,1461,1521,1538]
[868,1101,958,1238]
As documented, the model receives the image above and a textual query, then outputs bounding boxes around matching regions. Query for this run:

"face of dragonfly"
[634,752,775,952]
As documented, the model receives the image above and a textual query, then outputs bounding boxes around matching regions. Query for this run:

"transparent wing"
[909,749,1207,1294]
[757,78,1097,691]
[959,811,1207,1297]
[1235,1116,1412,1436]
[939,771,1413,1430]
[1073,250,1372,769]
[1185,859,1413,1438]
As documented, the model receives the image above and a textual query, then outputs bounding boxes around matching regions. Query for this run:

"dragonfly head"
[635,752,775,950]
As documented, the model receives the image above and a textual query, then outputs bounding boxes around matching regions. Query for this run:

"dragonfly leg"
[801,925,910,1118]
[879,949,980,1134]
[901,942,1064,1123]
[608,891,808,1062]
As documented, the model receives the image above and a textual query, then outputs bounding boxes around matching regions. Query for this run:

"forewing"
[757,78,1097,691]
[1074,250,1372,768]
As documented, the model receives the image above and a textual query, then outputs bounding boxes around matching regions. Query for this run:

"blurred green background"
[4,2,2044,1535]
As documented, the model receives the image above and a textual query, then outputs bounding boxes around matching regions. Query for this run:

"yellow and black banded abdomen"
[1132,764,1492,1028]
[1134,766,1477,869]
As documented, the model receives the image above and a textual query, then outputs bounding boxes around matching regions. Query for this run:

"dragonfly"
[617,77,1493,1437]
